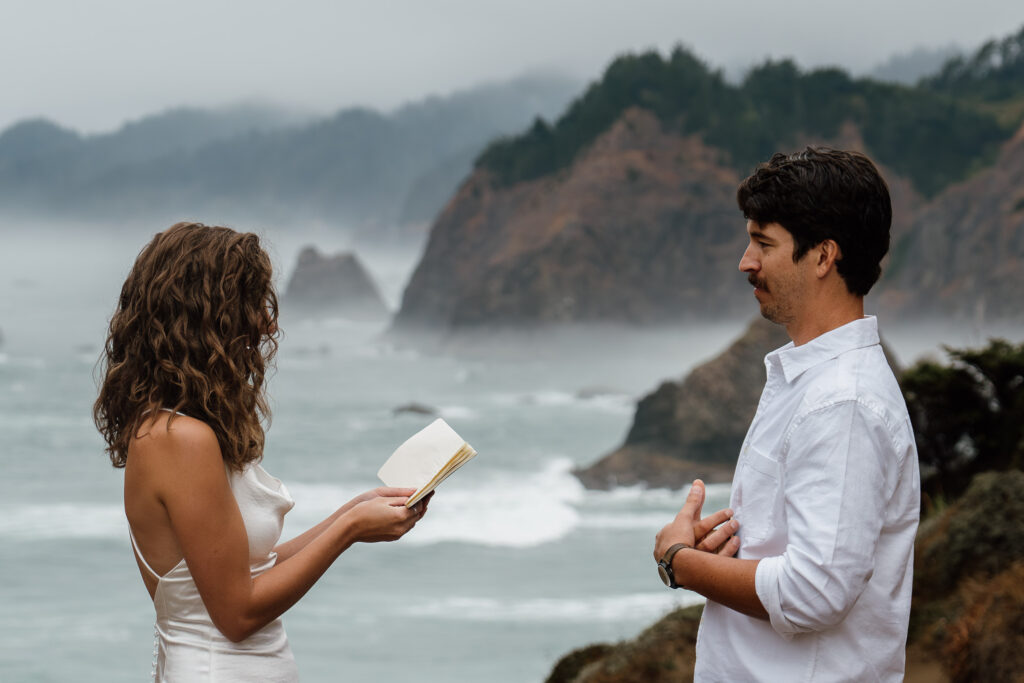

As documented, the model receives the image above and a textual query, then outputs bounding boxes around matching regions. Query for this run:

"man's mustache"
[748,274,768,292]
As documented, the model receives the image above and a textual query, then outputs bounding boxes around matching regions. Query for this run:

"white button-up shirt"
[695,316,920,682]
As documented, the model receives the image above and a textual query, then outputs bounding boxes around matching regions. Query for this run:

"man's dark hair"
[736,147,892,296]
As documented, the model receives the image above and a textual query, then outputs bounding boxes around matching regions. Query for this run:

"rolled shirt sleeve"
[755,398,900,637]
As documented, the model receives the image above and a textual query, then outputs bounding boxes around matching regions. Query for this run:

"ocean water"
[2,225,1020,682]
[0,226,742,683]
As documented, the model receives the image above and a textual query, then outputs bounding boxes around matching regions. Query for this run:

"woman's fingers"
[353,497,425,542]
[374,486,418,498]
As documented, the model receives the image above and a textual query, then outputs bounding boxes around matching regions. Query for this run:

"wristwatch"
[657,543,691,589]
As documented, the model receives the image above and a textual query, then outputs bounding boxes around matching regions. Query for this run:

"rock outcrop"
[878,121,1024,323]
[574,317,903,490]
[393,108,749,331]
[392,402,437,417]
[283,247,388,320]
[545,604,703,683]
[574,318,789,490]
[910,470,1024,682]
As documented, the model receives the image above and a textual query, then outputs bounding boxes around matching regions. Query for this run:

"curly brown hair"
[93,222,279,470]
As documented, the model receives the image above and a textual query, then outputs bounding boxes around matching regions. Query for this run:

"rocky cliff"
[388,36,1024,333]
[392,106,930,333]
[573,318,789,490]
[393,108,749,331]
[574,317,903,490]
[879,121,1024,323]
[283,247,388,320]
[545,604,704,683]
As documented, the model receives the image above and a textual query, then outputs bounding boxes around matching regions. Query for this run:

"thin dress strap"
[128,525,163,580]
[129,408,189,581]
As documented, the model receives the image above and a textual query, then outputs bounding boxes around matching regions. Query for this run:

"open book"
[377,418,477,507]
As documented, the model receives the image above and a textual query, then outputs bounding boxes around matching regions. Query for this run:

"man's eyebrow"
[748,227,774,241]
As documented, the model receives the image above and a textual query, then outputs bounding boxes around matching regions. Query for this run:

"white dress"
[129,462,299,682]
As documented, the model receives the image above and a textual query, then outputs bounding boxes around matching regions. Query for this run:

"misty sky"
[2,0,1022,134]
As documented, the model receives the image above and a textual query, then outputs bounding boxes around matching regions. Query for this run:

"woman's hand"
[341,486,416,513]
[345,490,432,543]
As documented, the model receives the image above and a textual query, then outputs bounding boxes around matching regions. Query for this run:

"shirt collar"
[766,316,881,384]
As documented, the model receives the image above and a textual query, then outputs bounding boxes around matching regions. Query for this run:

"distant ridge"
[0,74,580,234]
[865,44,962,86]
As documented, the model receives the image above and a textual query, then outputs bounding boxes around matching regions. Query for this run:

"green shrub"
[901,339,1024,507]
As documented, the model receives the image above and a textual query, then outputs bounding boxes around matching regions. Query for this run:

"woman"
[93,222,427,681]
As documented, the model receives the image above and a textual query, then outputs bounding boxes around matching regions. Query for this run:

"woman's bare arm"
[136,417,424,642]
[272,486,424,563]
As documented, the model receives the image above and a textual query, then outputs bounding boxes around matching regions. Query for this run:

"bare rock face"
[393,108,749,331]
[574,318,789,490]
[575,318,903,490]
[392,108,925,334]
[878,121,1024,323]
[283,247,388,320]
[545,604,704,683]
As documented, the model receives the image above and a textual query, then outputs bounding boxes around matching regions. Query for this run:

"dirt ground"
[905,643,949,683]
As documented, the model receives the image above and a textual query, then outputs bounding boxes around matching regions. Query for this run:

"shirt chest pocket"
[737,445,782,544]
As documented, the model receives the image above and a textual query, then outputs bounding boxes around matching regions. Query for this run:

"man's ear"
[815,239,841,278]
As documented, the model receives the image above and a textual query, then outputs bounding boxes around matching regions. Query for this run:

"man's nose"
[739,245,758,273]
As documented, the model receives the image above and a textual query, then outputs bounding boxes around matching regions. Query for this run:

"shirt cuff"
[755,555,796,639]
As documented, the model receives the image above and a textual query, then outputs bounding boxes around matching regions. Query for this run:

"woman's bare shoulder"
[130,412,222,465]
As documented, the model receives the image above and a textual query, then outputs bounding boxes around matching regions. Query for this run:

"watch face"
[657,563,671,586]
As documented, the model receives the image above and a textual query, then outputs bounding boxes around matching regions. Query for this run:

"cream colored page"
[377,419,467,489]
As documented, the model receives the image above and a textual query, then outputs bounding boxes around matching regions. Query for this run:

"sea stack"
[283,246,389,321]
[573,318,789,490]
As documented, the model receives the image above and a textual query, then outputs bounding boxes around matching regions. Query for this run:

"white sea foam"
[401,592,704,623]
[2,462,728,546]
[354,341,421,360]
[284,458,587,548]
[489,389,634,414]
[286,458,730,547]
[403,460,584,548]
[0,503,126,540]
[585,485,737,511]
[2,355,46,369]
[0,413,95,430]
[578,512,675,530]
[436,405,478,420]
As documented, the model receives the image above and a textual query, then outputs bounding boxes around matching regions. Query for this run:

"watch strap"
[659,542,691,589]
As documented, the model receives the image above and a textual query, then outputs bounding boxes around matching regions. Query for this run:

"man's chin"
[758,305,785,325]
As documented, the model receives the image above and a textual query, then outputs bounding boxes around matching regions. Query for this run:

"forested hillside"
[477,28,1024,197]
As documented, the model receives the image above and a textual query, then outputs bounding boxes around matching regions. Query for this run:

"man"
[654,148,920,682]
